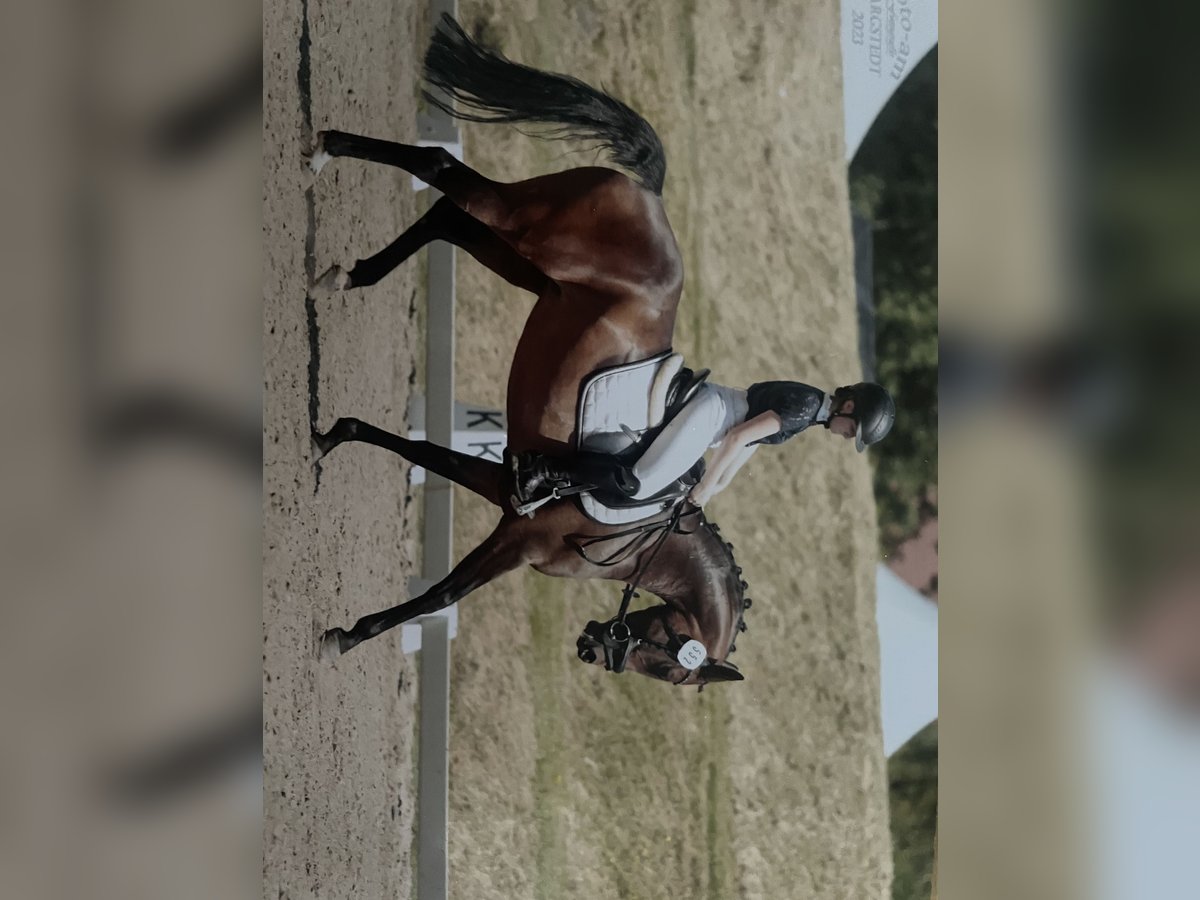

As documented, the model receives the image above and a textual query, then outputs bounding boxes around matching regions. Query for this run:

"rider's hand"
[688,486,708,508]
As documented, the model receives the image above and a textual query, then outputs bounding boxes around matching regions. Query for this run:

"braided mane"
[699,515,752,659]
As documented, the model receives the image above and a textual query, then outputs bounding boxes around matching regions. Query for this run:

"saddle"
[572,351,709,525]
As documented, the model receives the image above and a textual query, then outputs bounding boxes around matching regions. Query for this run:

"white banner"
[841,0,938,159]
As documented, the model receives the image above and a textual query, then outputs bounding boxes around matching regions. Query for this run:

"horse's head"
[574,513,751,687]
[574,606,744,686]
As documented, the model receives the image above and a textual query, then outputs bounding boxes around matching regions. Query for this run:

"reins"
[570,502,702,673]
[568,503,701,568]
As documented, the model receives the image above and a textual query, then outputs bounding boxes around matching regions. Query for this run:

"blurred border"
[940,0,1091,895]
[0,1,261,898]
[941,0,1200,897]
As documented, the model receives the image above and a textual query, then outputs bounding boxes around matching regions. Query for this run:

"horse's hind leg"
[321,518,529,659]
[313,130,651,290]
[322,196,548,294]
[314,130,508,224]
[313,416,507,507]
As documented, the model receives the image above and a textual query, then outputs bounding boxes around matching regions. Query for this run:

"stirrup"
[510,450,547,504]
[510,451,527,500]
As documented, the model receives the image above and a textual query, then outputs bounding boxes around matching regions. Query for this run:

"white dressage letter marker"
[677,640,707,670]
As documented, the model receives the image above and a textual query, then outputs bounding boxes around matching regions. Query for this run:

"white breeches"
[629,383,746,499]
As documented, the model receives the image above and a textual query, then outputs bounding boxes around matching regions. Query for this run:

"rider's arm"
[690,411,781,504]
[728,411,784,446]
[710,442,759,494]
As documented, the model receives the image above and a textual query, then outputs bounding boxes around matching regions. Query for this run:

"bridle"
[571,503,711,678]
[580,616,705,684]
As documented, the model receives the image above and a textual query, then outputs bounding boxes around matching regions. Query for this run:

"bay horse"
[312,15,748,686]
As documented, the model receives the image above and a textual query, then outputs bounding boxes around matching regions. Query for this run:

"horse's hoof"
[311,265,350,296]
[319,628,347,662]
[311,432,331,462]
[304,132,332,175]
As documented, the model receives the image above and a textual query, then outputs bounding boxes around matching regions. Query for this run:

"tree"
[849,47,938,550]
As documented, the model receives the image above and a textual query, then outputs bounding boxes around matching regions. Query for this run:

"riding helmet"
[842,382,896,452]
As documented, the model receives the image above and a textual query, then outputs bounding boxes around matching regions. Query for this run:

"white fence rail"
[408,3,461,896]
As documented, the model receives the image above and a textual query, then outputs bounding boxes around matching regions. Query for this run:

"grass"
[528,574,569,900]
[888,721,938,900]
[705,700,734,900]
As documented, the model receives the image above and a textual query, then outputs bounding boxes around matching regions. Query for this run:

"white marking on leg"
[310,435,328,463]
[309,148,331,175]
[319,629,344,662]
[312,265,350,295]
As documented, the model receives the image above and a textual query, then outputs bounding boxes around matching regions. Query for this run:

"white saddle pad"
[575,351,683,525]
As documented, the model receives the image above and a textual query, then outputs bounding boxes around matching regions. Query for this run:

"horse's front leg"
[313,416,507,507]
[320,519,530,660]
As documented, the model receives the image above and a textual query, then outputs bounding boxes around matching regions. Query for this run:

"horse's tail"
[422,14,667,196]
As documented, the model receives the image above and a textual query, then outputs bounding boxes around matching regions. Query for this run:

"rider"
[515,379,896,508]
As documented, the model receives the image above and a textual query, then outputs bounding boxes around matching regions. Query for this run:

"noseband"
[578,616,708,683]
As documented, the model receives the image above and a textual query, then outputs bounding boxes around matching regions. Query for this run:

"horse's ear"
[696,661,744,684]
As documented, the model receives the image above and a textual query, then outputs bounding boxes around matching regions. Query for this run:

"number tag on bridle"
[676,639,707,670]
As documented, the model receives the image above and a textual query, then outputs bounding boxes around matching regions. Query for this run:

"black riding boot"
[514,450,640,502]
